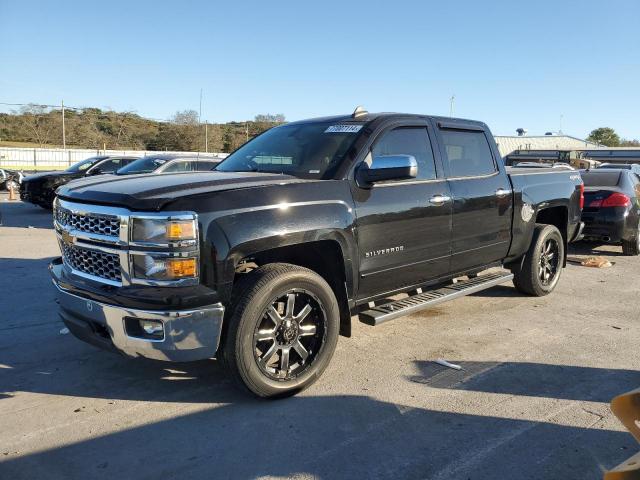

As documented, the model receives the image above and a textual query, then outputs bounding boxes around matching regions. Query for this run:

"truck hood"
[24,171,77,183]
[56,171,309,210]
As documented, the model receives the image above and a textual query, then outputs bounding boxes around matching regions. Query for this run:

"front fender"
[197,181,358,303]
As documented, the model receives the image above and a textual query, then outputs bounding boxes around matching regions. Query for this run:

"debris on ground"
[581,256,613,268]
[435,359,462,370]
[567,256,613,268]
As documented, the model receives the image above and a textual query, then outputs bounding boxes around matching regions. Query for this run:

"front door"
[353,125,452,301]
[435,126,512,273]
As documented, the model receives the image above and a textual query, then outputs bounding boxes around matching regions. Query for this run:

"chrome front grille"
[60,242,122,283]
[55,204,121,237]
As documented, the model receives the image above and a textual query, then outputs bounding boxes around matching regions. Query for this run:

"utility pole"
[449,95,455,117]
[61,100,66,150]
[205,122,208,153]
[559,114,563,134]
[245,122,249,142]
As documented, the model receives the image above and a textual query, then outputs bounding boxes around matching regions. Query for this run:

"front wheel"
[222,263,340,398]
[511,224,564,296]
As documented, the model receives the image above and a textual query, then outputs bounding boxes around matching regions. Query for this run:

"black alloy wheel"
[538,237,560,286]
[222,263,340,398]
[253,289,326,381]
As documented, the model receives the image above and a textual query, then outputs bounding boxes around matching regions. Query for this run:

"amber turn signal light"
[166,221,196,240]
[166,258,197,278]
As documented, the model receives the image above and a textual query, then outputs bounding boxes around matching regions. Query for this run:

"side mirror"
[356,155,418,187]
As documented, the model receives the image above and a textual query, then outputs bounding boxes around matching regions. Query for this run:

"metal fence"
[0,147,228,171]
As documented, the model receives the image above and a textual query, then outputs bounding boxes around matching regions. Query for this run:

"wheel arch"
[233,240,353,337]
[535,206,568,267]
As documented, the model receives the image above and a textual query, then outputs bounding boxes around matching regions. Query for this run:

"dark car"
[51,109,583,398]
[20,155,138,209]
[115,154,221,175]
[580,169,640,255]
[596,163,640,175]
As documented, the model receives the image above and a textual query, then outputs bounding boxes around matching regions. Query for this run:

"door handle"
[429,194,451,206]
[495,188,511,198]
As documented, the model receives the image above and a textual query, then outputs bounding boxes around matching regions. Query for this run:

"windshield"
[65,156,106,173]
[216,121,364,179]
[117,156,169,175]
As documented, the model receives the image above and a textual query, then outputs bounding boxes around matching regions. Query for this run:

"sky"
[1,0,639,139]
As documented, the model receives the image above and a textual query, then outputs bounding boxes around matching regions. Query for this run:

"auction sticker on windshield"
[324,124,363,133]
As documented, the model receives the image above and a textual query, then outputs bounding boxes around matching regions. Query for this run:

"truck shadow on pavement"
[569,241,627,257]
[0,356,637,479]
[408,360,640,403]
[0,389,634,480]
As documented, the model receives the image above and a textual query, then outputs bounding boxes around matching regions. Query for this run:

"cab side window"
[162,160,195,173]
[92,158,122,174]
[440,130,496,178]
[371,127,436,181]
[195,160,219,171]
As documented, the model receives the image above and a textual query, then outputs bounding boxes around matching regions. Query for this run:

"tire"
[511,224,564,296]
[622,223,640,256]
[221,263,340,398]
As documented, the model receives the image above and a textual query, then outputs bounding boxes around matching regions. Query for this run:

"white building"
[494,135,600,157]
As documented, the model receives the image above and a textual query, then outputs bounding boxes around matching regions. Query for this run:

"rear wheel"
[222,263,339,398]
[511,224,564,296]
[622,223,640,256]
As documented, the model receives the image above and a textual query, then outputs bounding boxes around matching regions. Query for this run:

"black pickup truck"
[50,110,584,397]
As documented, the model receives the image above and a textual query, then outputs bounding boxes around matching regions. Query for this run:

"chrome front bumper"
[52,275,225,362]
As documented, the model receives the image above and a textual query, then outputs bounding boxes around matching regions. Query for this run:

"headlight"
[128,213,199,285]
[131,217,196,244]
[131,254,198,281]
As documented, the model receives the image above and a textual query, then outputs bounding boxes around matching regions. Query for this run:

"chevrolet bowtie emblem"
[61,230,75,245]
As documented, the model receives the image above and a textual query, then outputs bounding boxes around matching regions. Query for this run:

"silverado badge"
[365,246,404,258]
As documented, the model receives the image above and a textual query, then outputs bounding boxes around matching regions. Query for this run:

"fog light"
[140,320,163,336]
[125,317,164,340]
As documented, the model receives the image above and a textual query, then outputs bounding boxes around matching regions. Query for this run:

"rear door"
[353,122,452,300]
[434,123,512,273]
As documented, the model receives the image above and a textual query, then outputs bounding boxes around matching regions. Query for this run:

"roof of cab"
[284,112,486,129]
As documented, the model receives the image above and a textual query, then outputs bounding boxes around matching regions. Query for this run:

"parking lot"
[1,192,639,480]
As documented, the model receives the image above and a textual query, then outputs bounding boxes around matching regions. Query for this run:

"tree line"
[2,106,637,151]
[0,105,286,152]
[587,127,639,147]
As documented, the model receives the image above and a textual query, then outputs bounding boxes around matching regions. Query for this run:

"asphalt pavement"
[1,193,638,480]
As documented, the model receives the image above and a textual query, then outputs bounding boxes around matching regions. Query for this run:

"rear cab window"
[439,129,497,178]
